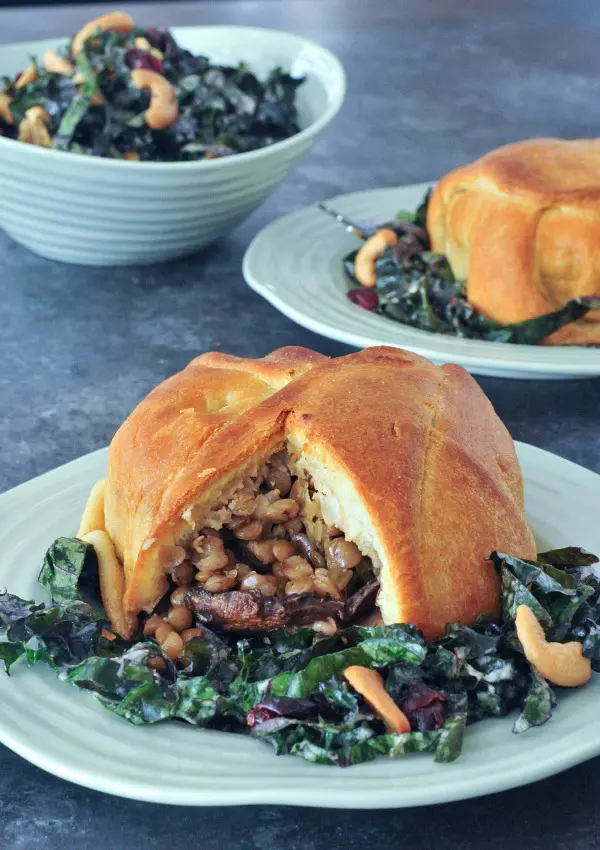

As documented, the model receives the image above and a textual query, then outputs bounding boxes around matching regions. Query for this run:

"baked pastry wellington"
[78,346,536,641]
[427,138,600,344]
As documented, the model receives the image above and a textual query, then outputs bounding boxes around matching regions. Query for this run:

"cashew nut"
[18,107,52,147]
[25,106,50,123]
[354,228,399,287]
[0,93,13,125]
[15,63,37,90]
[17,119,35,142]
[515,605,592,688]
[81,530,137,638]
[71,11,135,57]
[43,50,75,76]
[344,665,411,733]
[131,68,179,130]
[77,478,106,537]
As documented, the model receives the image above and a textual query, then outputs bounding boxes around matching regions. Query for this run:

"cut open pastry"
[159,447,379,636]
[79,346,537,644]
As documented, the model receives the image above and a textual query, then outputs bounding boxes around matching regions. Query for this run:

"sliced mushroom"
[186,587,345,631]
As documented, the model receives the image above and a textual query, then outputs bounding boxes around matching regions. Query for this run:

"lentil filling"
[144,448,379,660]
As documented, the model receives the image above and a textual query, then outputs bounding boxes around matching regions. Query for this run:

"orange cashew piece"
[515,605,592,688]
[71,11,135,57]
[18,107,52,147]
[354,228,399,287]
[0,93,13,125]
[43,50,75,76]
[344,665,411,733]
[25,106,50,123]
[81,530,137,638]
[131,68,179,130]
[77,478,106,537]
[15,63,37,90]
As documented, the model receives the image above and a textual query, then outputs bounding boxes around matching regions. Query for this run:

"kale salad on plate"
[0,11,304,161]
[2,538,600,767]
[321,194,600,346]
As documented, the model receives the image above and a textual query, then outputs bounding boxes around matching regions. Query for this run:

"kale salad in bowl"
[0,13,345,264]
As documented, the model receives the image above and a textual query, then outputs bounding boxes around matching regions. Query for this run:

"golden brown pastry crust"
[105,347,326,619]
[104,346,536,639]
[427,138,600,344]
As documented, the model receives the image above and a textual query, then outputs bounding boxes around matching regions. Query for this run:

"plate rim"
[242,183,600,378]
[1,443,600,808]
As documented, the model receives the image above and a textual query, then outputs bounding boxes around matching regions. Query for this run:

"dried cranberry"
[399,685,447,732]
[400,685,446,713]
[247,697,315,727]
[347,288,378,311]
[246,708,273,727]
[125,48,164,74]
[257,697,315,718]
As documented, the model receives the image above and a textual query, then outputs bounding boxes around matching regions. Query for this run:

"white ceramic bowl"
[0,26,345,266]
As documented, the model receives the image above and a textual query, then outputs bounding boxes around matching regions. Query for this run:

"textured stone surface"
[1,1,600,847]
